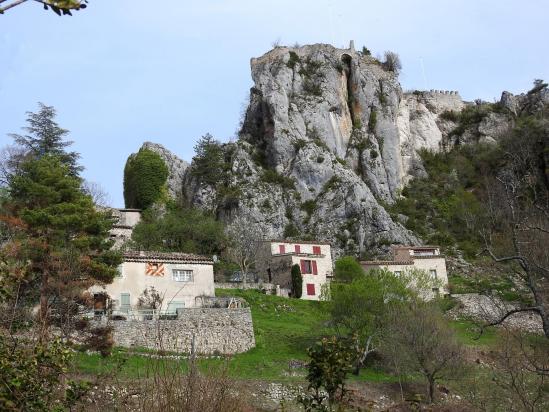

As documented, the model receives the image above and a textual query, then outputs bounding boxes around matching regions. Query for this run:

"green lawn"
[450,319,499,347]
[74,289,397,382]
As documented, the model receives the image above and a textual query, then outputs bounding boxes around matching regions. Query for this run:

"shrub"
[261,169,296,189]
[300,199,317,216]
[287,51,300,69]
[302,79,323,97]
[382,51,402,74]
[440,110,460,122]
[123,148,169,209]
[361,46,371,56]
[291,264,303,298]
[334,256,365,282]
[293,139,307,151]
[283,223,299,238]
[368,109,377,132]
[322,176,340,193]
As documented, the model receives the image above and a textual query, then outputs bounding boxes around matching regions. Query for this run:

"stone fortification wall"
[103,308,255,355]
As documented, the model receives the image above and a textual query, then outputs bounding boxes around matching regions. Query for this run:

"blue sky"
[1,0,548,207]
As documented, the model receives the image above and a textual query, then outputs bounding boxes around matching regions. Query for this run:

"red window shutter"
[306,284,316,296]
[279,244,285,254]
[313,246,321,255]
[312,260,318,275]
[295,244,301,253]
[300,259,306,273]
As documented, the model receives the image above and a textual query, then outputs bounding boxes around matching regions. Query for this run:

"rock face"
[128,43,539,257]
[141,142,189,199]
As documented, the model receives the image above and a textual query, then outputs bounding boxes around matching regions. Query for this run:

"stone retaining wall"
[215,282,276,293]
[101,308,255,354]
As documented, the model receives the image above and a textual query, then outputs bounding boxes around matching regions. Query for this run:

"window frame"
[172,269,194,282]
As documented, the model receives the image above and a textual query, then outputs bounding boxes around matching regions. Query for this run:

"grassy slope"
[75,289,501,382]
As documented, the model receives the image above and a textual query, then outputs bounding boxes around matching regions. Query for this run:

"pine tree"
[8,102,82,177]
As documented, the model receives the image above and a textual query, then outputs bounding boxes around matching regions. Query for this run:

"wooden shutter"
[306,284,315,296]
[279,244,285,254]
[313,246,321,255]
[312,260,318,275]
[300,259,306,273]
[295,244,301,253]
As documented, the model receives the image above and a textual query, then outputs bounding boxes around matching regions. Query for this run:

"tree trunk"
[428,376,435,404]
[39,270,49,342]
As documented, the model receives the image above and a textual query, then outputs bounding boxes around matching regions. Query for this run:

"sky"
[1,0,548,207]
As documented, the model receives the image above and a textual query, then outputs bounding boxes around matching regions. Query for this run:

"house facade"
[90,251,215,314]
[360,246,449,296]
[255,240,333,300]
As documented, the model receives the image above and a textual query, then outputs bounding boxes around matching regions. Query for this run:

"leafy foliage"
[123,148,169,209]
[333,256,364,283]
[131,203,225,255]
[299,336,355,411]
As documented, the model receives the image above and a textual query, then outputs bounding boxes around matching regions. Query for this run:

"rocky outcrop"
[127,43,542,257]
[141,142,189,199]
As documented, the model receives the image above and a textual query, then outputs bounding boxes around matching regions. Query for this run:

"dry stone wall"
[104,308,255,355]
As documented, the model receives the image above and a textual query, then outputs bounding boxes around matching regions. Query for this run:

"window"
[300,260,312,274]
[429,269,437,279]
[312,246,321,255]
[173,269,193,282]
[278,244,285,254]
[115,264,124,278]
[167,301,184,314]
[294,244,301,253]
[394,271,402,276]
[306,284,316,296]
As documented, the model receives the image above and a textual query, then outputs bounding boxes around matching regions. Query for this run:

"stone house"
[90,250,215,314]
[255,240,333,300]
[109,208,142,248]
[360,246,449,296]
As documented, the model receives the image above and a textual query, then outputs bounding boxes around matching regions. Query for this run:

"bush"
[302,79,323,97]
[300,199,317,216]
[334,256,364,282]
[261,169,296,189]
[287,51,300,69]
[283,222,299,238]
[368,109,377,132]
[382,51,402,74]
[123,148,169,209]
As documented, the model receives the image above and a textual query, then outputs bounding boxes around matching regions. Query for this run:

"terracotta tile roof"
[360,260,414,265]
[392,245,440,250]
[123,250,213,264]
[265,239,332,245]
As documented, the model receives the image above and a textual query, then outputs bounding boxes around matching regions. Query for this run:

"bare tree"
[225,212,266,285]
[382,302,464,403]
[82,180,111,207]
[382,51,402,74]
[480,121,549,339]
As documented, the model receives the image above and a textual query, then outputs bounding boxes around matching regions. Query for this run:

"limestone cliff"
[128,43,541,257]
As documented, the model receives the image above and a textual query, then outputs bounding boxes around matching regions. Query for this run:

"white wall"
[90,260,215,309]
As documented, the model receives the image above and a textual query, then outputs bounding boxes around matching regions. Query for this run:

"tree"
[479,116,549,339]
[7,102,82,178]
[328,268,413,374]
[0,0,87,15]
[137,286,163,310]
[190,133,226,187]
[333,256,364,283]
[382,51,402,74]
[382,302,464,403]
[225,212,265,285]
[123,148,169,210]
[298,336,355,411]
[291,263,302,298]
[4,154,121,340]
[131,203,225,256]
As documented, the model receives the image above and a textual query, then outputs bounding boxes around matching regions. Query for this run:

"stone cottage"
[360,245,449,296]
[255,240,333,300]
[90,250,215,314]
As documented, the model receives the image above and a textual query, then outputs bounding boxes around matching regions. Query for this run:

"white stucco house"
[90,251,215,315]
[360,246,449,296]
[255,240,333,300]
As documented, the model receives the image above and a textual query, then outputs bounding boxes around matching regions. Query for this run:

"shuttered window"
[306,284,316,296]
[300,260,312,274]
[312,260,318,275]
[279,244,285,254]
[313,246,321,255]
[295,244,301,253]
